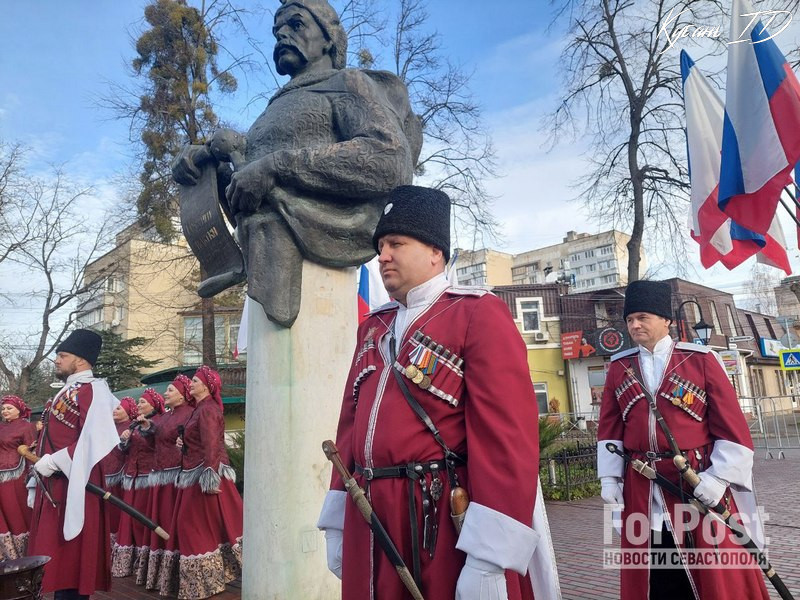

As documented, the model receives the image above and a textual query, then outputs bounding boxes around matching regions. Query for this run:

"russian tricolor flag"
[718,0,800,235]
[357,257,390,323]
[682,50,790,274]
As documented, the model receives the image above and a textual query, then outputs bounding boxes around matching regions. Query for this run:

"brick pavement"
[546,454,800,600]
[39,455,799,599]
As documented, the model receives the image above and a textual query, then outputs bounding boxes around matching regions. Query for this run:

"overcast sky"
[2,0,800,341]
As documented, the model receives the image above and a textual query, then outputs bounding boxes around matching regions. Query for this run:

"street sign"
[728,336,754,342]
[779,349,800,371]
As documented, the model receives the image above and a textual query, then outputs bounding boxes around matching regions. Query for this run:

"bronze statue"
[173,0,422,327]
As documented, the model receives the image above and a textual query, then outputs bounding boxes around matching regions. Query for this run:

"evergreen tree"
[93,331,159,391]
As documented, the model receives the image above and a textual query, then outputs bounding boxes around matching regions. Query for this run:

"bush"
[226,430,245,495]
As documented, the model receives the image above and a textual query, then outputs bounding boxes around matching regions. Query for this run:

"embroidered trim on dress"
[176,463,236,490]
[149,466,180,487]
[0,531,28,560]
[0,457,25,483]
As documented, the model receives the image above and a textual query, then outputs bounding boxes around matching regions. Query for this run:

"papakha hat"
[623,280,673,321]
[56,329,102,366]
[372,185,451,262]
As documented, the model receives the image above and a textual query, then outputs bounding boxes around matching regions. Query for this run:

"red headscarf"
[140,388,165,415]
[119,396,138,420]
[194,365,223,410]
[172,374,194,406]
[2,395,31,420]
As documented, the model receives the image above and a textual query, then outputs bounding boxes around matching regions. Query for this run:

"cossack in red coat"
[598,342,769,600]
[28,380,112,595]
[0,418,37,559]
[332,286,540,600]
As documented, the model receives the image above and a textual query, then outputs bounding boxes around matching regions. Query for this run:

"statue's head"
[272,0,347,77]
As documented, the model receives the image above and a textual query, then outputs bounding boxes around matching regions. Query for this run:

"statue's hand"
[226,155,277,214]
[172,144,213,185]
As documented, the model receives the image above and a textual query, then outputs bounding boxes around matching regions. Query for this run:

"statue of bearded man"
[173,0,422,327]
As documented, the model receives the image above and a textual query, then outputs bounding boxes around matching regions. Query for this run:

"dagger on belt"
[322,440,425,600]
[605,442,795,600]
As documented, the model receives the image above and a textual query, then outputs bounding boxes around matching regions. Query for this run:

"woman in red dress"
[0,395,37,559]
[140,374,195,593]
[111,388,164,579]
[170,366,242,599]
[102,396,136,541]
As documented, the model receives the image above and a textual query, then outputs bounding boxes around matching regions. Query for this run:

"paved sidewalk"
[547,455,800,600]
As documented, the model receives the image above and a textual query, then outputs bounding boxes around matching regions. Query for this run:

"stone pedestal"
[242,261,355,599]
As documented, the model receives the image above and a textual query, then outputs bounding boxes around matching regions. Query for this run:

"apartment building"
[76,224,243,373]
[454,230,644,292]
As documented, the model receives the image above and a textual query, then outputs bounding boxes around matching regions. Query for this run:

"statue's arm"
[270,71,414,199]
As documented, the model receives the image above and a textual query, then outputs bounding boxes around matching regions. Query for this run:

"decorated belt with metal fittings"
[356,459,446,562]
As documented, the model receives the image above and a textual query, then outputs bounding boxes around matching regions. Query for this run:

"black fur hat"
[56,329,103,366]
[372,185,451,262]
[623,280,673,321]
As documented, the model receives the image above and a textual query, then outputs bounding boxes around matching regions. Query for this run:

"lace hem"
[178,539,242,599]
[0,531,28,560]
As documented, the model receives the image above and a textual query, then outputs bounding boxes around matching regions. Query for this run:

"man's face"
[377,234,443,304]
[626,312,671,348]
[273,5,329,76]
[54,351,81,381]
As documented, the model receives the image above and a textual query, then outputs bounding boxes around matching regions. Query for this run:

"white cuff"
[51,447,73,477]
[704,440,753,491]
[455,502,539,575]
[597,440,624,478]
[317,490,347,530]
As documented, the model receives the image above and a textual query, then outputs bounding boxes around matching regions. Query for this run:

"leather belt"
[355,460,444,481]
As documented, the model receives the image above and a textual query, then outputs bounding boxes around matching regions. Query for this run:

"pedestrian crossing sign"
[779,349,800,370]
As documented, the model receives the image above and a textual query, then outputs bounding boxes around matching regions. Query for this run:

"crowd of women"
[0,366,243,599]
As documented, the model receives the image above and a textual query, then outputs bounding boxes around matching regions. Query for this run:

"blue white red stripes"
[717,0,800,235]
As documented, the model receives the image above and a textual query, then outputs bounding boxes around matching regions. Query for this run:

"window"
[599,245,613,255]
[533,382,549,414]
[588,366,607,406]
[709,301,722,335]
[584,249,595,259]
[114,307,124,323]
[750,368,766,397]
[517,298,542,332]
[569,253,581,263]
[183,313,243,363]
[764,318,776,339]
[725,305,739,336]
[586,263,596,272]
[105,277,122,293]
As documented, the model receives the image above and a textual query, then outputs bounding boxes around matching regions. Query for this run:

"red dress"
[598,343,770,600]
[101,420,130,537]
[111,424,155,580]
[332,288,540,600]
[0,418,36,559]
[143,403,194,593]
[27,379,113,595]
[170,399,242,599]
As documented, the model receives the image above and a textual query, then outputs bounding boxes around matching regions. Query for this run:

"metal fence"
[541,411,599,444]
[539,442,597,501]
[739,395,800,459]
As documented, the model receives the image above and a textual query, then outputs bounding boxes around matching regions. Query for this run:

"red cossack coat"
[333,288,540,600]
[598,343,769,600]
[28,382,112,595]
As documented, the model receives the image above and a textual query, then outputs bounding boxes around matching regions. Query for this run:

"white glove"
[324,529,343,579]
[455,555,507,600]
[693,472,727,507]
[600,476,624,508]
[26,476,36,508]
[34,453,59,477]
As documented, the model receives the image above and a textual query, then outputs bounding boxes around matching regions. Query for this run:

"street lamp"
[676,300,714,345]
